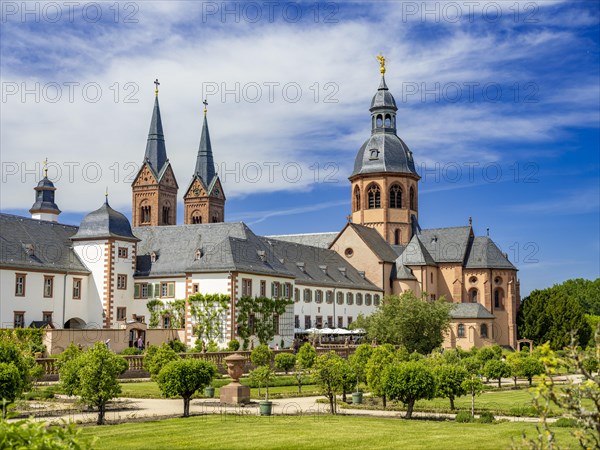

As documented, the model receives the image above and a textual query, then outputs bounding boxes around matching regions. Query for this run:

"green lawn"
[81,415,579,449]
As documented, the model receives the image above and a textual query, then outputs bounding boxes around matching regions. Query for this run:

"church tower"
[30,159,61,222]
[132,81,178,227]
[349,56,420,246]
[183,101,225,224]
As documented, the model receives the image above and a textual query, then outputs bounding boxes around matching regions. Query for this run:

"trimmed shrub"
[227,340,240,351]
[477,412,495,423]
[168,339,187,353]
[274,353,296,374]
[455,411,473,423]
[554,417,579,428]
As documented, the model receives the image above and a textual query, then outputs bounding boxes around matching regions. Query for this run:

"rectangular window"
[260,280,266,297]
[72,278,81,299]
[294,288,300,303]
[43,276,54,298]
[337,316,343,328]
[141,283,148,298]
[347,316,353,327]
[117,307,127,321]
[272,282,280,298]
[431,294,436,301]
[315,316,323,329]
[14,312,24,328]
[284,283,291,298]
[304,315,311,330]
[118,247,128,258]
[15,274,26,296]
[294,315,300,329]
[273,314,280,335]
[163,315,171,329]
[242,278,252,297]
[117,274,127,290]
[161,282,175,298]
[42,311,53,324]
[327,316,333,328]
[193,283,199,294]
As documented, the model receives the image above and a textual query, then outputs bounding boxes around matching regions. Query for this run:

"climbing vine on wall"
[189,293,230,343]
[236,296,292,347]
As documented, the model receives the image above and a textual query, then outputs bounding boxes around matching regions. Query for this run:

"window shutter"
[154,283,160,297]
[168,282,175,297]
[134,284,140,299]
[271,282,275,297]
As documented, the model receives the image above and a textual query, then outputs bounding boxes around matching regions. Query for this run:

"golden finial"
[154,78,160,96]
[376,53,386,75]
[203,99,208,115]
[43,158,48,178]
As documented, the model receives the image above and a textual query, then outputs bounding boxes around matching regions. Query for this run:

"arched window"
[394,229,401,245]
[356,293,363,306]
[469,289,478,303]
[303,289,312,303]
[409,186,415,210]
[365,294,372,306]
[326,290,333,304]
[162,202,171,225]
[294,288,300,303]
[346,292,354,305]
[389,184,402,208]
[374,294,381,306]
[315,290,323,304]
[140,202,151,224]
[336,292,344,305]
[376,115,383,127]
[384,114,391,127]
[191,211,202,224]
[367,184,381,209]
[480,324,488,338]
[457,323,465,338]
[494,288,503,309]
[353,186,361,212]
[212,214,219,223]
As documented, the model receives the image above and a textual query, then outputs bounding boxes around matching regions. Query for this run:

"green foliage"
[477,411,495,423]
[0,414,94,449]
[313,352,346,414]
[143,343,179,380]
[366,344,396,405]
[157,359,217,417]
[274,353,296,374]
[461,374,485,418]
[434,364,468,410]
[189,293,230,343]
[461,356,482,375]
[167,339,187,353]
[248,365,275,401]
[205,340,219,353]
[553,417,579,428]
[56,343,83,370]
[349,343,373,390]
[296,343,317,370]
[476,345,502,365]
[168,300,187,329]
[0,338,38,416]
[120,347,142,355]
[362,292,453,354]
[146,299,164,328]
[0,328,44,354]
[236,296,293,345]
[455,411,474,423]
[383,361,435,419]
[482,359,511,388]
[251,344,272,367]
[227,340,240,351]
[557,278,600,315]
[339,358,356,401]
[59,342,128,425]
[517,284,592,349]
[516,356,545,386]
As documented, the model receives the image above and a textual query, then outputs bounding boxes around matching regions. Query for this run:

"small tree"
[55,342,83,370]
[461,373,484,418]
[383,361,436,419]
[434,363,468,410]
[274,353,295,374]
[143,343,179,380]
[366,344,396,408]
[249,365,275,401]
[483,359,511,388]
[0,338,38,417]
[339,358,356,403]
[295,343,316,393]
[251,344,272,368]
[313,352,345,415]
[157,359,216,417]
[189,293,230,344]
[59,342,128,425]
[349,343,373,392]
[517,356,545,387]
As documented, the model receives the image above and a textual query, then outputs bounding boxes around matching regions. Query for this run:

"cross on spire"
[154,78,160,96]
[203,99,208,115]
[43,158,48,178]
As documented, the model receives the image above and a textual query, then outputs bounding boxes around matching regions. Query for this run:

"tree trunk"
[97,404,106,425]
[297,380,302,393]
[329,394,335,415]
[513,376,518,387]
[471,391,475,418]
[342,391,347,403]
[382,394,387,409]
[406,398,415,419]
[183,397,190,417]
[450,396,455,410]
[498,378,501,388]
[528,377,532,387]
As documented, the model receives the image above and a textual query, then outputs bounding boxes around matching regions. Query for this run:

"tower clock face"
[193,188,200,196]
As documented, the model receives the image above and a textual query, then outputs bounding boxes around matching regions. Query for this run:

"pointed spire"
[143,92,168,175]
[194,111,216,186]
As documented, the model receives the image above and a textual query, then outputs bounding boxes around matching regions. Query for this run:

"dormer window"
[195,249,202,260]
[150,252,157,263]
[369,149,380,160]
[257,250,266,261]
[338,267,347,277]
[319,265,327,275]
[296,262,305,272]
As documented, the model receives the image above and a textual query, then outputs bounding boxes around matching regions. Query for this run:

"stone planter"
[220,353,250,405]
[259,400,273,416]
[204,386,215,398]
[352,391,363,404]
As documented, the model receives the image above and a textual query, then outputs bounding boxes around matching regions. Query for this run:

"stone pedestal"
[220,382,250,405]
[220,353,251,405]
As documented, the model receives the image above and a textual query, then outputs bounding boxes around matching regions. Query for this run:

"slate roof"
[144,96,168,177]
[261,238,381,291]
[341,223,398,263]
[391,262,417,281]
[194,114,217,187]
[450,303,495,319]
[370,76,397,110]
[266,232,338,249]
[396,234,438,266]
[418,226,472,264]
[0,214,89,273]
[134,222,293,278]
[29,177,61,215]
[465,236,516,270]
[71,201,138,241]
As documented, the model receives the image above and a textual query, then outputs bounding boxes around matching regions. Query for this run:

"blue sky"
[1,1,598,296]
